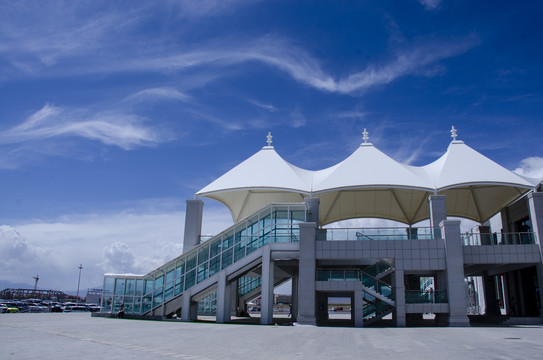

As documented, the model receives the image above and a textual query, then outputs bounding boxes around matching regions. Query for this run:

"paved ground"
[2,313,543,360]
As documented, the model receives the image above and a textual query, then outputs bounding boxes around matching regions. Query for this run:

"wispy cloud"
[246,99,278,112]
[417,0,442,10]
[0,104,164,150]
[0,2,480,97]
[126,87,192,103]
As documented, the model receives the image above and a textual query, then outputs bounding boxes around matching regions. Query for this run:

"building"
[100,128,543,327]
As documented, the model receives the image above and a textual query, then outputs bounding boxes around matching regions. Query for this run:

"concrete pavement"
[2,312,543,359]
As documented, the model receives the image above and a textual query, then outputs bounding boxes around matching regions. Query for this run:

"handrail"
[318,227,440,241]
[461,232,535,246]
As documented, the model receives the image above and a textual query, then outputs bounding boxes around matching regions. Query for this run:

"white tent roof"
[197,145,312,221]
[196,136,540,225]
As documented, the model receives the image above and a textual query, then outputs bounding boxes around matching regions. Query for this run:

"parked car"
[1,303,19,313]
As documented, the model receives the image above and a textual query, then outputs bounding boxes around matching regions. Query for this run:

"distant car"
[1,304,19,313]
[50,304,64,312]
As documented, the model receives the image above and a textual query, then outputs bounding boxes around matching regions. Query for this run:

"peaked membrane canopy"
[196,140,540,225]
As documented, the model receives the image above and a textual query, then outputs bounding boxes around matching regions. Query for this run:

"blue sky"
[1,0,542,292]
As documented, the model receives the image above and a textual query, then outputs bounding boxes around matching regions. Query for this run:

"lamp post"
[76,264,83,303]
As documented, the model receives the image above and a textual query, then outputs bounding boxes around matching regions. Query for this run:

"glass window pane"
[223,234,233,249]
[142,294,152,313]
[166,268,175,285]
[174,277,184,296]
[114,278,126,295]
[101,296,112,312]
[198,244,209,264]
[135,279,143,296]
[125,279,135,296]
[234,241,246,262]
[210,238,222,257]
[185,270,196,290]
[176,259,185,277]
[164,283,174,301]
[197,263,208,283]
[144,278,154,294]
[153,287,163,308]
[290,210,305,223]
[209,256,220,276]
[186,252,197,271]
[103,277,115,295]
[221,248,233,269]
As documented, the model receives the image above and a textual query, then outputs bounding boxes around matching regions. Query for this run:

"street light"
[76,264,83,303]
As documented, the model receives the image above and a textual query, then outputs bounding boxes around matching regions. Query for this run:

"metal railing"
[461,232,535,246]
[405,290,447,304]
[318,227,440,241]
[316,268,393,301]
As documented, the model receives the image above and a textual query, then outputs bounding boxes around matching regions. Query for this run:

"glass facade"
[101,203,306,315]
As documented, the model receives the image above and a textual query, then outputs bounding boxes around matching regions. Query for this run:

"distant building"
[86,288,102,304]
[101,129,543,327]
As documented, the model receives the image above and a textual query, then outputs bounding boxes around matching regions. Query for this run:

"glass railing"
[101,203,306,315]
[238,276,262,297]
[405,290,447,304]
[318,227,439,241]
[363,296,393,320]
[316,268,394,301]
[461,232,535,246]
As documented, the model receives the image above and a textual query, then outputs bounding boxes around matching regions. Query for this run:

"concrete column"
[393,269,406,327]
[297,222,317,325]
[183,199,204,253]
[527,192,543,316]
[441,220,470,326]
[429,195,447,238]
[216,271,231,323]
[260,247,274,325]
[482,271,499,316]
[354,290,364,328]
[181,291,197,321]
[304,197,320,225]
[478,225,492,245]
[291,276,299,320]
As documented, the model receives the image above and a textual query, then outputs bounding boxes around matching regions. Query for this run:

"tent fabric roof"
[196,140,540,224]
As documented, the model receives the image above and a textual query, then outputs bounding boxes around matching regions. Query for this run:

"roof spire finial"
[362,128,369,144]
[451,125,458,141]
[266,131,273,147]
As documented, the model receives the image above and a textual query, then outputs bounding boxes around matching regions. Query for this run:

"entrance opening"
[327,296,352,325]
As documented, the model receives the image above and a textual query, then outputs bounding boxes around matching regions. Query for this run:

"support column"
[183,199,204,253]
[297,222,317,325]
[260,247,274,325]
[482,271,500,315]
[354,290,364,328]
[291,276,299,320]
[181,291,197,321]
[441,220,470,326]
[429,195,447,238]
[527,192,543,317]
[393,269,406,327]
[304,197,320,224]
[216,271,232,323]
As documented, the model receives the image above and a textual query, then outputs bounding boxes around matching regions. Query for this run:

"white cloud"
[514,157,543,180]
[132,36,479,95]
[246,99,278,112]
[0,104,165,150]
[1,201,233,292]
[417,0,442,10]
[126,87,192,103]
